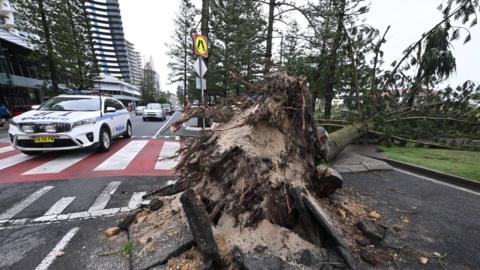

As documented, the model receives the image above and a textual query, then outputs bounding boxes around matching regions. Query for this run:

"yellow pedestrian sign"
[194,33,208,58]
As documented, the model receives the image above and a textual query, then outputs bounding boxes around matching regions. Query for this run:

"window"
[113,100,125,110]
[39,97,100,111]
[104,99,116,112]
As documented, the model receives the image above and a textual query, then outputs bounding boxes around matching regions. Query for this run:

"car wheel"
[21,151,41,155]
[97,127,111,152]
[124,121,132,139]
[143,118,147,121]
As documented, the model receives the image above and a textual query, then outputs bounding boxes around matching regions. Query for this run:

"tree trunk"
[324,0,346,119]
[264,0,276,74]
[37,0,59,94]
[326,121,374,161]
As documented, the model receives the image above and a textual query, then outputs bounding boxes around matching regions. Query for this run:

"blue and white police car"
[8,95,132,155]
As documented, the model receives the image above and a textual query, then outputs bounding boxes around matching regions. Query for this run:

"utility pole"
[183,1,189,107]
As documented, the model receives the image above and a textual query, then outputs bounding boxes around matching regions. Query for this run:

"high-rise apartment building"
[0,0,15,33]
[125,40,142,87]
[84,0,130,82]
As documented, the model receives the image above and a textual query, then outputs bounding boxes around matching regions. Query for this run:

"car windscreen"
[146,104,162,109]
[161,104,170,108]
[38,97,100,111]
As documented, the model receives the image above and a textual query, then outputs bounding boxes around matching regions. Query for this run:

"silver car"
[135,106,145,115]
[143,103,166,121]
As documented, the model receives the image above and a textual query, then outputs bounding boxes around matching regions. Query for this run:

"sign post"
[193,33,208,128]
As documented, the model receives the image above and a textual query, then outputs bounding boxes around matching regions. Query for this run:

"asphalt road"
[130,111,172,137]
[0,176,172,270]
[0,110,189,270]
[345,169,480,269]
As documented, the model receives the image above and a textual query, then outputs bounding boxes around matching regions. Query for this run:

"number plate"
[34,136,55,143]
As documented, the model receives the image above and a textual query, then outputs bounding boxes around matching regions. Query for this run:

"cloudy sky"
[118,0,480,93]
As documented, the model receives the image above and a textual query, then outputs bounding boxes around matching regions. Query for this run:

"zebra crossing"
[0,180,154,229]
[0,139,181,183]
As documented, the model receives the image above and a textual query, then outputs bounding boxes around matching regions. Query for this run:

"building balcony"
[0,5,13,16]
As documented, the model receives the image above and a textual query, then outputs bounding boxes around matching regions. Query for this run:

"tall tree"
[140,58,158,103]
[210,0,266,95]
[167,0,196,106]
[51,0,99,89]
[12,0,99,91]
[14,0,60,93]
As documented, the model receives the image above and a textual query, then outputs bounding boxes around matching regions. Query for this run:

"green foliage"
[13,0,99,89]
[209,0,266,96]
[167,0,196,96]
[140,58,159,103]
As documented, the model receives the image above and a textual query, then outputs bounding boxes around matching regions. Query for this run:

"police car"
[8,95,132,155]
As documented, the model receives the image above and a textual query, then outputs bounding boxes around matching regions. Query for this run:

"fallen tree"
[132,71,386,270]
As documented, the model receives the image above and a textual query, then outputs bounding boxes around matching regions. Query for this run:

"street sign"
[196,78,206,90]
[193,33,208,58]
[194,58,207,78]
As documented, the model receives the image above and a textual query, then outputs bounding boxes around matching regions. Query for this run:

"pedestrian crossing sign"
[193,33,208,58]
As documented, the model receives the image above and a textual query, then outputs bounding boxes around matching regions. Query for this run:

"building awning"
[0,28,33,50]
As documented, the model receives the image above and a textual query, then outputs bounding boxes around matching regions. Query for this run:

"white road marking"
[0,153,36,170]
[23,152,90,175]
[128,192,149,209]
[34,227,79,270]
[394,168,480,196]
[0,145,14,153]
[44,197,75,216]
[0,186,54,220]
[153,111,181,138]
[155,141,180,170]
[88,181,121,211]
[94,140,148,171]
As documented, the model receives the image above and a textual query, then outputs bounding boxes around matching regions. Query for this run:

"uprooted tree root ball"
[134,72,394,269]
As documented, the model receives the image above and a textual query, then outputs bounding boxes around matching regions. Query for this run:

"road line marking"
[44,197,76,216]
[0,146,14,153]
[34,227,79,270]
[394,168,480,196]
[155,141,180,170]
[94,140,148,171]
[0,153,36,170]
[0,186,54,220]
[128,192,148,209]
[153,111,181,138]
[88,181,121,211]
[23,152,90,175]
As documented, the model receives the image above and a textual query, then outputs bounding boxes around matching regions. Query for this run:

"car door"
[104,99,120,136]
[113,99,129,133]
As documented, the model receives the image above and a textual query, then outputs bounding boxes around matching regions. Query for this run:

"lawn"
[381,145,480,181]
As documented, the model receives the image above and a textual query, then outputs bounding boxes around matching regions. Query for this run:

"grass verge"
[381,145,480,181]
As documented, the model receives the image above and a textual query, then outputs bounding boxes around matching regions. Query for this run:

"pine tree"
[12,0,99,91]
[210,0,266,96]
[13,0,60,93]
[167,0,196,104]
[140,58,158,103]
[51,0,99,89]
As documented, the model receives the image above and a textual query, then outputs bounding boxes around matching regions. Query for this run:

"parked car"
[143,103,166,121]
[161,103,173,115]
[135,106,145,115]
[8,95,132,155]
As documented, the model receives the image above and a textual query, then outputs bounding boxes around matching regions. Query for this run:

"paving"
[332,150,393,174]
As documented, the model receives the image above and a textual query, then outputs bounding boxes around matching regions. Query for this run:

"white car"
[143,103,166,121]
[8,95,132,155]
[135,106,145,115]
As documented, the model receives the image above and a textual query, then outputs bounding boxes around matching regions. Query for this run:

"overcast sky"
[118,0,480,93]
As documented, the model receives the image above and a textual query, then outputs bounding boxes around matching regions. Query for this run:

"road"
[345,169,480,269]
[0,110,191,270]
